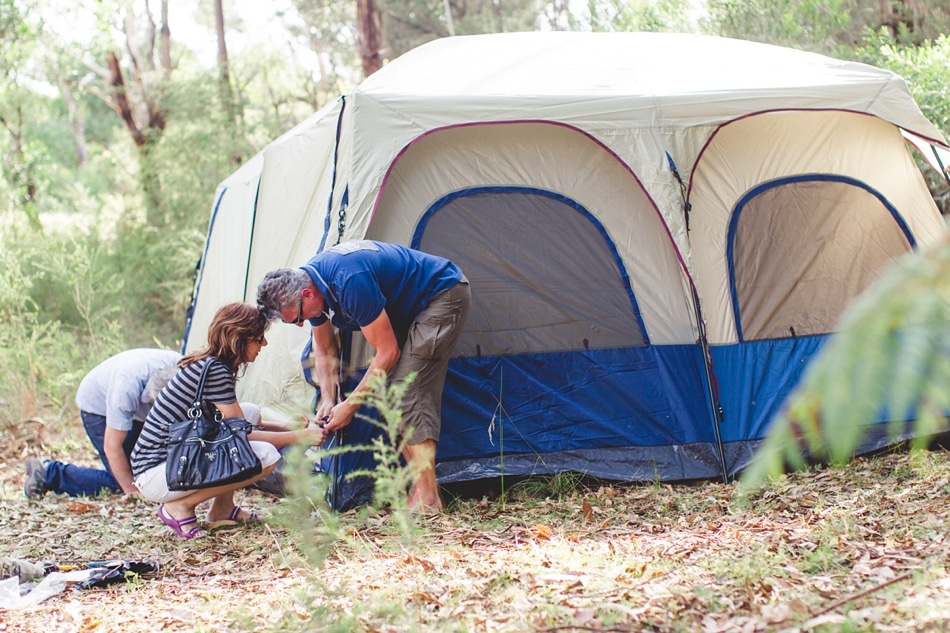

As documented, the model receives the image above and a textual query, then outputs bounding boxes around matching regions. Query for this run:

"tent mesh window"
[730,178,912,341]
[417,189,646,356]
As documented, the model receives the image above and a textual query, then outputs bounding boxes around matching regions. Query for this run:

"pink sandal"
[158,506,207,540]
[229,506,261,523]
[207,506,262,533]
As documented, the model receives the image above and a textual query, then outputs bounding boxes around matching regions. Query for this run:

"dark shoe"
[24,459,48,499]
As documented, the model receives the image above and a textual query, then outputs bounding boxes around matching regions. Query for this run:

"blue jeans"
[43,412,143,497]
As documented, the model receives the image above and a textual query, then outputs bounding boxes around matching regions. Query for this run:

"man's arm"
[102,427,137,494]
[323,310,400,432]
[312,320,341,420]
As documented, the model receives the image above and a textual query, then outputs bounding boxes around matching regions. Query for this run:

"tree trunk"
[356,0,383,77]
[160,0,172,74]
[108,49,147,147]
[215,0,235,126]
[442,0,455,36]
[214,0,243,164]
[106,47,167,225]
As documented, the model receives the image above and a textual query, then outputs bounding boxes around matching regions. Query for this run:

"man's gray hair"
[144,363,178,401]
[256,268,311,321]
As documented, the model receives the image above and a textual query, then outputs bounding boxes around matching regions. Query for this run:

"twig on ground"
[265,522,300,578]
[810,572,912,618]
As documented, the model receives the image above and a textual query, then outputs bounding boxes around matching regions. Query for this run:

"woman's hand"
[299,425,327,447]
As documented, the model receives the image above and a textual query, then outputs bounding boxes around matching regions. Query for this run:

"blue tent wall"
[436,345,721,482]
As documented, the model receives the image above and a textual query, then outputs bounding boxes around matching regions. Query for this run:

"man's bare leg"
[403,439,442,512]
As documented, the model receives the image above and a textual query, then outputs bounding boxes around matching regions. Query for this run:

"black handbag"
[165,360,262,491]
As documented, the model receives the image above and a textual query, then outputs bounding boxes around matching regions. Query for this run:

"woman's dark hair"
[180,302,268,375]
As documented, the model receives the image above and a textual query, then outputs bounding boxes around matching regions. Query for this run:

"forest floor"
[2,417,950,632]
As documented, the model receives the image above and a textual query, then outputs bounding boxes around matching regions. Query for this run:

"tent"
[184,31,950,509]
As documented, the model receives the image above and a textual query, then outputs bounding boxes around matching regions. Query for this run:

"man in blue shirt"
[24,348,181,499]
[257,241,470,512]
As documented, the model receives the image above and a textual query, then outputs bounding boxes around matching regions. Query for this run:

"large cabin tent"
[184,32,950,510]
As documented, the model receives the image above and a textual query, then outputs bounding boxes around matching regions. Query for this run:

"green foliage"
[0,232,89,425]
[703,0,853,54]
[270,372,427,628]
[0,0,38,70]
[30,232,123,343]
[507,471,592,501]
[107,219,205,344]
[370,0,543,62]
[702,0,950,58]
[741,240,950,486]
[589,0,697,33]
[146,72,255,231]
[0,0,43,227]
[0,214,195,427]
[290,0,361,95]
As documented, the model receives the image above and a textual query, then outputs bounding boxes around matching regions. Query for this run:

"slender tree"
[160,0,171,73]
[356,0,383,76]
[214,0,235,126]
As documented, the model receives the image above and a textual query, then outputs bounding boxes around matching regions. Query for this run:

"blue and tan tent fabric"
[185,32,949,509]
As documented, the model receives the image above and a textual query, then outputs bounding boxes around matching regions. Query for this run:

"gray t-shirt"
[75,348,182,432]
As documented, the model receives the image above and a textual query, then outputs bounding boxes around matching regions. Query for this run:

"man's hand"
[316,400,335,423]
[323,398,360,432]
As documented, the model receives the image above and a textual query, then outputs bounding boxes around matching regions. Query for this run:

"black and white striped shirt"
[130,358,237,476]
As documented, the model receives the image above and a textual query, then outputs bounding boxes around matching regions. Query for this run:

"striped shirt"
[130,358,237,477]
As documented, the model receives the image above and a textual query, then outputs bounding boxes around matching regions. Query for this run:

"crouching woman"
[130,302,323,539]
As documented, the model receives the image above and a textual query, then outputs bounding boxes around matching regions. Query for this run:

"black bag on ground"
[165,360,262,491]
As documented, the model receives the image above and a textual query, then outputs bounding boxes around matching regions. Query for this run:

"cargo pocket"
[407,313,459,360]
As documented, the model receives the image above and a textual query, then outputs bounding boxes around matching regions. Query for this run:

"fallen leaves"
[66,502,97,513]
[531,524,552,540]
[3,443,950,631]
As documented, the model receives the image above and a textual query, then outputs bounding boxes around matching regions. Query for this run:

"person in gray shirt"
[24,348,181,499]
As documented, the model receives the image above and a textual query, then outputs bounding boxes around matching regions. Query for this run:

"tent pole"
[931,144,950,188]
[691,285,730,483]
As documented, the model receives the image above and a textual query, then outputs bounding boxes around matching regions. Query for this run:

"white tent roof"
[355,31,945,139]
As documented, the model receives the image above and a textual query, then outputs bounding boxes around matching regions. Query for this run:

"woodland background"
[4,3,950,631]
[2,0,950,434]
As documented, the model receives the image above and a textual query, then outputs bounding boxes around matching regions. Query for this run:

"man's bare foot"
[408,487,444,514]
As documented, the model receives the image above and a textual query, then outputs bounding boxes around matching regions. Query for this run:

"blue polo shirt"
[301,241,463,334]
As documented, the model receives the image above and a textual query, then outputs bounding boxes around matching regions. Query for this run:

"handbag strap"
[188,359,221,419]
